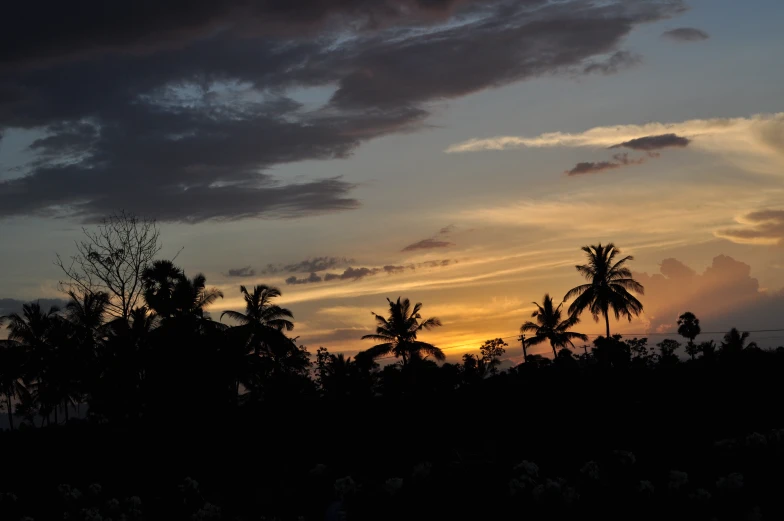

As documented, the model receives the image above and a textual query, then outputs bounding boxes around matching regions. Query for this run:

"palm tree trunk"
[604,311,611,338]
[6,396,13,431]
[64,401,69,423]
[551,344,558,359]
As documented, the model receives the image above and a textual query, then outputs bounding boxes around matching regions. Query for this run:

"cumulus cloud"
[662,27,710,42]
[634,255,784,336]
[716,210,784,245]
[224,266,256,278]
[0,0,686,221]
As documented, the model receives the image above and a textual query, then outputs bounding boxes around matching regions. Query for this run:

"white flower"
[412,462,432,482]
[334,476,356,499]
[309,463,327,476]
[514,460,539,479]
[745,432,767,447]
[668,470,689,491]
[638,480,655,495]
[690,488,712,502]
[580,461,600,481]
[385,478,404,496]
[613,450,636,466]
[717,473,744,490]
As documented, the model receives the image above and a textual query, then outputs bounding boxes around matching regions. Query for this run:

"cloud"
[716,210,784,245]
[324,267,381,282]
[565,152,646,176]
[402,225,457,251]
[0,298,68,317]
[224,266,255,278]
[284,256,353,273]
[446,113,784,174]
[582,50,641,75]
[401,238,456,252]
[662,27,710,42]
[0,0,685,221]
[609,133,691,151]
[634,255,784,338]
[285,272,323,285]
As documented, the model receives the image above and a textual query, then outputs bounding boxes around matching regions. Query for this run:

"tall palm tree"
[172,273,224,319]
[221,285,294,351]
[521,294,588,358]
[360,297,443,367]
[0,338,28,431]
[677,312,701,360]
[564,243,644,338]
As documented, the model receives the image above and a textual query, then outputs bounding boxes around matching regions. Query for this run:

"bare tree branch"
[55,211,161,319]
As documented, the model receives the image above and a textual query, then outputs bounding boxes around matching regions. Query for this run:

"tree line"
[0,214,775,431]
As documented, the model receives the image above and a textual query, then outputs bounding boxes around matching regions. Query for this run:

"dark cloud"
[583,50,641,75]
[285,272,324,285]
[566,160,620,176]
[610,133,691,151]
[284,256,353,273]
[566,152,646,176]
[662,27,710,42]
[401,238,456,252]
[0,298,68,317]
[383,265,409,274]
[0,0,685,221]
[634,255,784,341]
[324,267,381,281]
[225,266,256,278]
[420,259,457,268]
[717,210,784,245]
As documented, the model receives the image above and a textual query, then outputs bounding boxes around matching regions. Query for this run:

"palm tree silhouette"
[521,294,588,358]
[677,312,701,360]
[221,285,294,354]
[720,328,758,355]
[564,243,644,338]
[360,297,443,367]
[0,337,28,431]
[142,260,185,318]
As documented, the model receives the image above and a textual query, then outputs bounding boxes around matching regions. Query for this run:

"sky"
[1,0,783,362]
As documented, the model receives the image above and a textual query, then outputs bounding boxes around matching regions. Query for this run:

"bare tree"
[55,211,161,320]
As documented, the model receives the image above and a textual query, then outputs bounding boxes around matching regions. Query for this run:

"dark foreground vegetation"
[1,214,783,520]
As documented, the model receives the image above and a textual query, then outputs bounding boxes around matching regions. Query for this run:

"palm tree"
[521,294,588,358]
[359,297,443,367]
[171,273,224,319]
[677,312,701,360]
[0,339,28,431]
[142,260,185,317]
[3,302,61,425]
[221,285,294,353]
[720,328,757,355]
[564,243,644,338]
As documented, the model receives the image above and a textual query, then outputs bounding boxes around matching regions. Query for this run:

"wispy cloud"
[224,266,255,278]
[716,210,784,245]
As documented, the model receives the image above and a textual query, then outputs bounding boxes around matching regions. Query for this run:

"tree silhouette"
[720,328,758,355]
[55,211,161,320]
[521,294,588,358]
[359,297,443,367]
[480,338,507,375]
[0,338,28,431]
[141,260,185,318]
[221,285,294,355]
[677,312,701,360]
[564,243,644,338]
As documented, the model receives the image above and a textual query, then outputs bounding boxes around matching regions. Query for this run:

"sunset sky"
[1,0,783,362]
